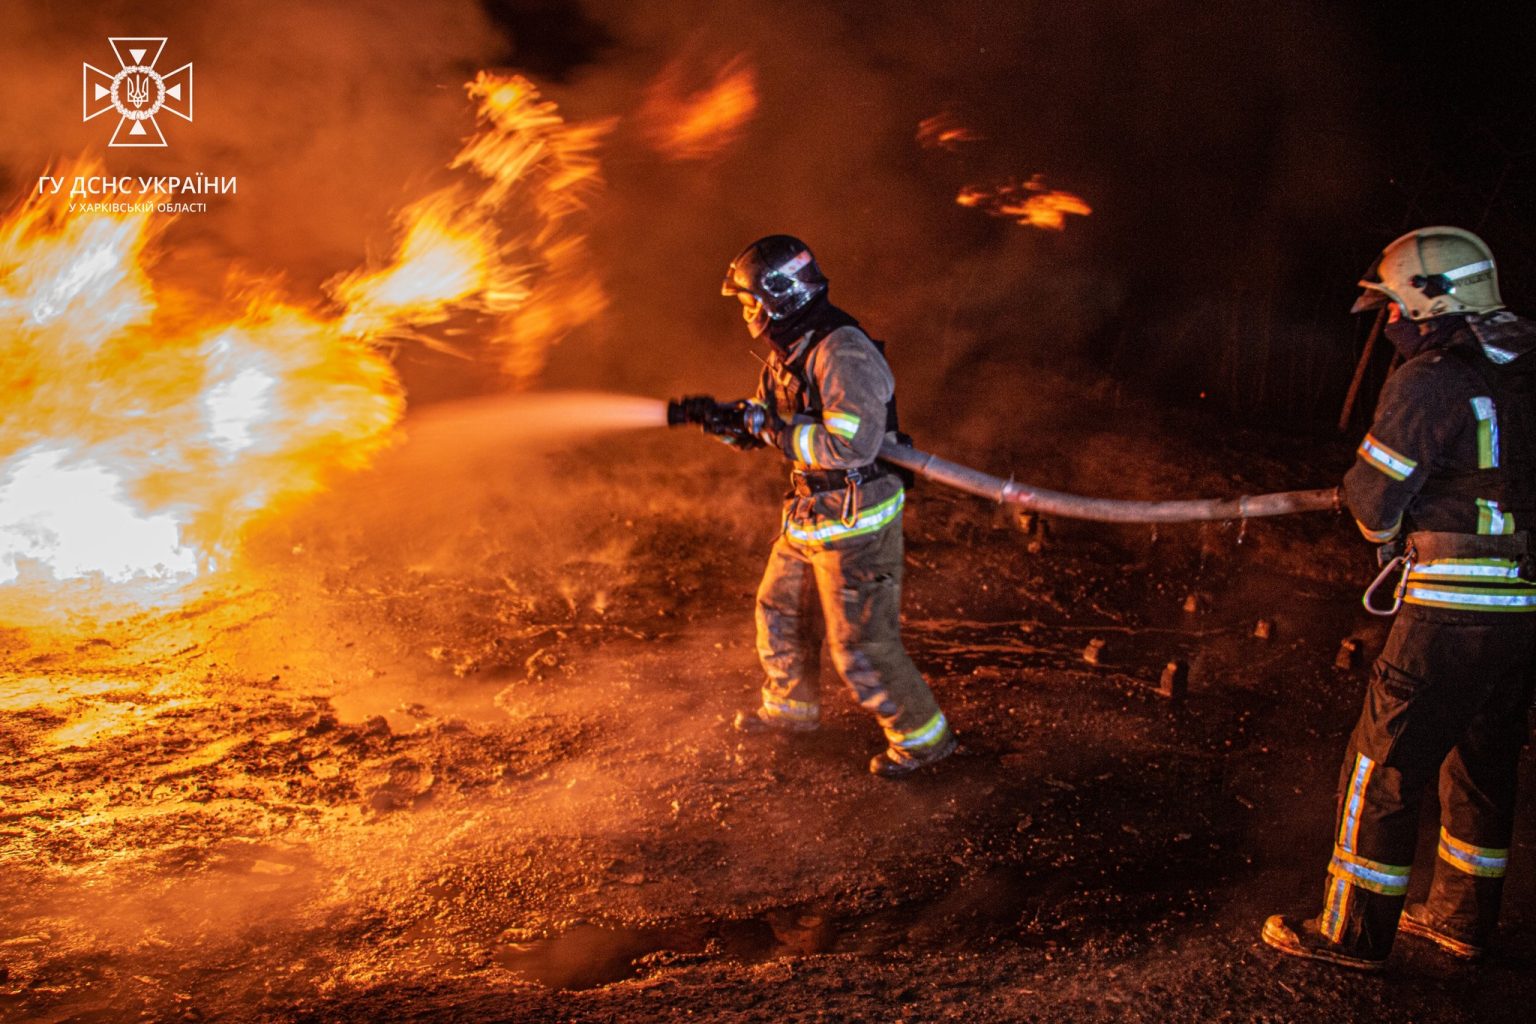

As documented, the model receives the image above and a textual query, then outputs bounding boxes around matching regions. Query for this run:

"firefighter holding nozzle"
[1264,227,1536,969]
[671,235,956,777]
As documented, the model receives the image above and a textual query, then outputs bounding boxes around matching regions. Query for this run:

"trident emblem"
[83,38,193,148]
[125,74,150,109]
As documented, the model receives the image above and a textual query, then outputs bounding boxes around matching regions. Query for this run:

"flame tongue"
[1,73,608,615]
[957,174,1092,231]
[639,55,758,161]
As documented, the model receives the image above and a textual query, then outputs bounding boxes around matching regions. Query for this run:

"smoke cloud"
[1,0,1395,424]
[0,1,505,295]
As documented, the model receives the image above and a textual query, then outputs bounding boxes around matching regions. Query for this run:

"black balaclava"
[765,291,859,356]
[1384,313,1471,360]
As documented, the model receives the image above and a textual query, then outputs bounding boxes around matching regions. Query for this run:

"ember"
[916,112,985,152]
[957,173,1092,231]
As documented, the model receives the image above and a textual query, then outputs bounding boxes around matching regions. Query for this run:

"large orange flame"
[957,174,1092,231]
[0,73,608,618]
[640,55,758,161]
[333,72,611,381]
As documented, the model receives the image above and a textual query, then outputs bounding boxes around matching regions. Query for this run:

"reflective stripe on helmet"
[778,249,812,275]
[1443,259,1494,283]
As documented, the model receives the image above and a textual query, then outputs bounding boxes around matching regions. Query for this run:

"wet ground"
[1,394,1533,1023]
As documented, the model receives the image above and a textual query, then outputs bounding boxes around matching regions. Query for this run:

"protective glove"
[710,399,768,450]
[737,400,783,449]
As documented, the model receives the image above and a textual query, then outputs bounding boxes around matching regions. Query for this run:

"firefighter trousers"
[753,513,948,752]
[1318,604,1535,958]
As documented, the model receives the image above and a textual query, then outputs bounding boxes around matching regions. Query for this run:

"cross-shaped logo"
[83,38,193,148]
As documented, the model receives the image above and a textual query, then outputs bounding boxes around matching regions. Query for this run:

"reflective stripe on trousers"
[754,507,944,740]
[1313,604,1535,955]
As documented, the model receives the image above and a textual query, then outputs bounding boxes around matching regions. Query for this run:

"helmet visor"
[1350,286,1390,314]
[1350,248,1391,314]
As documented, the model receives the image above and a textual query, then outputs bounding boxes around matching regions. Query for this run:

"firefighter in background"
[710,234,956,777]
[1264,227,1536,969]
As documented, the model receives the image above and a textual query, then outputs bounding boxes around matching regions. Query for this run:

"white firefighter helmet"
[1351,226,1503,321]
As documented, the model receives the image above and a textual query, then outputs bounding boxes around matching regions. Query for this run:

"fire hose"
[668,396,1342,524]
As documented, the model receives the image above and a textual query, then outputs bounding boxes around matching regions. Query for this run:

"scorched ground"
[1,376,1532,1023]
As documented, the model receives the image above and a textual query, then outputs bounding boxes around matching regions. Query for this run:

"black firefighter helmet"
[721,235,828,338]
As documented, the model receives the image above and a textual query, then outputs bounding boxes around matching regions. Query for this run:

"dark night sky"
[3,0,1534,429]
[474,0,1536,426]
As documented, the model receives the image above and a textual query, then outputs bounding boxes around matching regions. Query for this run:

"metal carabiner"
[840,468,863,528]
[1362,552,1412,616]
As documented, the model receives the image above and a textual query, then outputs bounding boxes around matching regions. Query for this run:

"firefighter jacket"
[1345,311,1536,611]
[755,323,904,547]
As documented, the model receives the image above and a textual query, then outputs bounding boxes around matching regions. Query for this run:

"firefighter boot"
[1260,915,1386,972]
[1396,903,1484,961]
[869,727,958,778]
[733,707,820,736]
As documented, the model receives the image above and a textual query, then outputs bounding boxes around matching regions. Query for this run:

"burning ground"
[2,386,1534,1023]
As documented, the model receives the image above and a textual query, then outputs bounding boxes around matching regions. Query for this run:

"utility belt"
[790,462,889,497]
[790,463,890,528]
[1406,530,1532,563]
[1363,529,1536,616]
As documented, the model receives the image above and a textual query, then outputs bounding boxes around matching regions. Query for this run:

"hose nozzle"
[667,395,720,428]
[667,395,768,449]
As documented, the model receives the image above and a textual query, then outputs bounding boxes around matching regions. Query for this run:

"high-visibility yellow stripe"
[1403,584,1536,610]
[1476,498,1513,535]
[784,491,904,546]
[1437,828,1509,877]
[1328,848,1411,896]
[1355,517,1401,543]
[1322,876,1351,942]
[1411,557,1523,578]
[823,412,861,440]
[1471,397,1499,468]
[886,711,949,750]
[793,424,818,466]
[1338,753,1374,852]
[1358,435,1416,481]
[760,692,820,723]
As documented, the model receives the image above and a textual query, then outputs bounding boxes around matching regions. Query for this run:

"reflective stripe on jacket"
[1345,314,1536,610]
[758,324,905,547]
